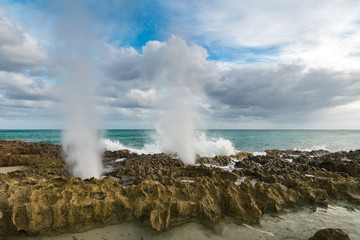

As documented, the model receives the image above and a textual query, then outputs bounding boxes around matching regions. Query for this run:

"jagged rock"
[231,151,253,159]
[308,228,351,240]
[196,155,233,166]
[1,140,360,236]
[265,149,282,158]
[0,140,67,176]
[103,149,138,160]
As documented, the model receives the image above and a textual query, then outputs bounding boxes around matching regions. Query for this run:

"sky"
[0,0,360,129]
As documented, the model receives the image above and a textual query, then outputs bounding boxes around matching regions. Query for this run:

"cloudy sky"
[0,0,360,129]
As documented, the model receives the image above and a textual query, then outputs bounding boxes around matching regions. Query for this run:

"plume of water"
[60,60,102,179]
[156,89,196,164]
[143,36,210,164]
[54,1,102,178]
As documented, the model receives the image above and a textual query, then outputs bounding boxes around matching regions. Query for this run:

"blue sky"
[0,0,360,129]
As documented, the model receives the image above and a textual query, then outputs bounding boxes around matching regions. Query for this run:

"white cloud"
[206,64,360,120]
[127,89,159,107]
[195,1,357,46]
[0,71,53,100]
[0,71,57,123]
[171,0,360,69]
[103,44,141,81]
[99,35,360,128]
[0,17,47,71]
[279,31,360,69]
[104,35,217,105]
[1,0,360,129]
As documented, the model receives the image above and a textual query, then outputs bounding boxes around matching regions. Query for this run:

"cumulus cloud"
[103,45,142,82]
[0,17,47,72]
[1,0,360,129]
[0,71,56,123]
[206,64,360,122]
[126,89,159,107]
[102,36,217,112]
[0,71,53,101]
[101,36,360,127]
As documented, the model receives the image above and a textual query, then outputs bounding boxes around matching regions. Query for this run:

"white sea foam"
[283,158,293,163]
[114,158,126,162]
[194,132,236,157]
[100,131,236,158]
[100,138,159,155]
[100,139,128,152]
[253,152,267,156]
[294,145,329,152]
[242,224,275,237]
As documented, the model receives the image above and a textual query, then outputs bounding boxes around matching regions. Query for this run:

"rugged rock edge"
[1,140,360,236]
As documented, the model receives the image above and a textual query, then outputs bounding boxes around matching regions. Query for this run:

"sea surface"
[0,129,360,156]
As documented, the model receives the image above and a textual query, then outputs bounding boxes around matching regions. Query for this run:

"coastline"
[9,203,360,240]
[1,140,360,239]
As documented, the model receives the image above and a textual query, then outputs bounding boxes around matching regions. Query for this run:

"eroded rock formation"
[1,140,360,236]
[308,228,351,240]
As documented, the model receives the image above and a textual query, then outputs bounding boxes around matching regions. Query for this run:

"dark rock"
[196,155,233,166]
[103,149,138,160]
[308,228,351,240]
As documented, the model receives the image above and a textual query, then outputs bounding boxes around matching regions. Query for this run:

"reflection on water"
[8,202,360,240]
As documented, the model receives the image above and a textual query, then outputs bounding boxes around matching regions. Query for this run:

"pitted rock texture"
[308,228,351,240]
[1,141,360,236]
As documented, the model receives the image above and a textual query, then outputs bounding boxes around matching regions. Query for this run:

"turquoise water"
[0,130,62,144]
[205,129,360,152]
[0,129,360,153]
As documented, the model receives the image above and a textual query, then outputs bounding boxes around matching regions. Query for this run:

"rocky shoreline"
[1,140,359,238]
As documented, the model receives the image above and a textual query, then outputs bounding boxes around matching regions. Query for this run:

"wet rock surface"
[308,228,351,240]
[1,141,360,236]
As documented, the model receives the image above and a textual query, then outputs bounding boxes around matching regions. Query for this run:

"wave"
[194,132,235,157]
[100,138,160,154]
[293,145,329,152]
[100,131,236,157]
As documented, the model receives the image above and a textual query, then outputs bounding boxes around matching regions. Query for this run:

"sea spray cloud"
[60,60,103,179]
[194,132,236,157]
[103,36,220,162]
[141,36,211,164]
[156,91,196,164]
[54,1,102,179]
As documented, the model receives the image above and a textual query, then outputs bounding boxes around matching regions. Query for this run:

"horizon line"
[1,128,360,131]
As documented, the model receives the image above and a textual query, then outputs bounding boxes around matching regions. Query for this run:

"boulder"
[308,228,351,240]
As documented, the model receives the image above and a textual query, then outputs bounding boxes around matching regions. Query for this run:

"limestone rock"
[308,228,351,240]
[1,140,360,236]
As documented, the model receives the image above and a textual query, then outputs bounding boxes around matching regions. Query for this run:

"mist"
[156,88,197,164]
[54,1,102,178]
[142,36,210,164]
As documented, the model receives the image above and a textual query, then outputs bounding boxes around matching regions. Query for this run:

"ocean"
[1,129,359,155]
